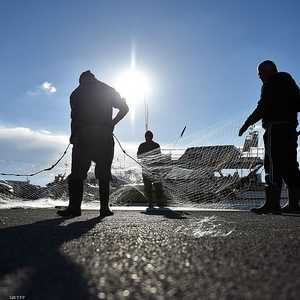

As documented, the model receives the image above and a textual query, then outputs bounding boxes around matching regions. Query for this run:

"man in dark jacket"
[137,131,163,208]
[239,60,300,214]
[57,70,129,218]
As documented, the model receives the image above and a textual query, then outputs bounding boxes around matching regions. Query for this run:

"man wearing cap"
[57,71,129,218]
[239,60,300,214]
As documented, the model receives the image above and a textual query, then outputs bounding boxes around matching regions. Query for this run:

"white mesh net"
[0,123,289,210]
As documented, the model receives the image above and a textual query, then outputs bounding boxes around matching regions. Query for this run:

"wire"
[0,133,147,178]
[0,143,71,177]
[113,133,165,182]
[113,133,143,168]
[0,132,161,178]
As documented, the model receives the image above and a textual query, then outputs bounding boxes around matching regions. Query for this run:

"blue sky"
[0,0,300,183]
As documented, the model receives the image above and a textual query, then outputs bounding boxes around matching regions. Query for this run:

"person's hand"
[239,124,248,136]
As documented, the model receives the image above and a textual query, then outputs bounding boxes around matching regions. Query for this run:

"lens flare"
[115,69,150,121]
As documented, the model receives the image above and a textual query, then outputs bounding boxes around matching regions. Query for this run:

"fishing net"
[0,123,288,210]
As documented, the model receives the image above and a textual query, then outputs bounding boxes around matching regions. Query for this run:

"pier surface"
[0,208,299,300]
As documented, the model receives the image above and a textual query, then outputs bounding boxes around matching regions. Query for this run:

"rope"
[113,133,165,182]
[0,133,148,178]
[0,143,71,177]
[113,133,143,168]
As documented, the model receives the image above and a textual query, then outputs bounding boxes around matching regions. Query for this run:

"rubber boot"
[251,185,281,215]
[148,196,154,209]
[146,188,154,209]
[143,178,154,209]
[154,182,165,208]
[57,178,83,217]
[282,187,300,213]
[99,179,114,218]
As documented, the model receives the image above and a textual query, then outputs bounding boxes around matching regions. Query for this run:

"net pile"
[0,128,276,210]
[133,134,265,208]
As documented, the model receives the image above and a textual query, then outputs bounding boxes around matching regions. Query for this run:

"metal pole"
[144,96,149,131]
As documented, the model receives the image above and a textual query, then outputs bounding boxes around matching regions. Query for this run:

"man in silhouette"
[57,70,129,218]
[239,60,300,214]
[137,130,163,208]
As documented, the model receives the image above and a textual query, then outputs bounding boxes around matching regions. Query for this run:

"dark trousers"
[69,128,114,210]
[264,125,300,190]
[142,174,163,203]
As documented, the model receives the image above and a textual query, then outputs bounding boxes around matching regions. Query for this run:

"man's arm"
[239,85,270,136]
[111,89,129,129]
[157,144,161,154]
[239,103,263,136]
[112,101,129,128]
[70,93,79,144]
[137,144,143,158]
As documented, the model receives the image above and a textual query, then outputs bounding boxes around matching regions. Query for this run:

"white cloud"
[0,127,67,151]
[41,81,56,93]
[27,81,57,96]
[0,126,69,185]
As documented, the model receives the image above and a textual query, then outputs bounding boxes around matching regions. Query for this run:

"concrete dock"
[0,208,299,300]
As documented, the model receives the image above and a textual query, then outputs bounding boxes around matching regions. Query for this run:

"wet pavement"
[0,208,299,300]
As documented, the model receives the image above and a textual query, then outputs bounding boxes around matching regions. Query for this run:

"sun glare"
[115,69,150,121]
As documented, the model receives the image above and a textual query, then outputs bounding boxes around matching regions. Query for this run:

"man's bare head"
[145,130,153,142]
[257,60,278,83]
[79,70,96,84]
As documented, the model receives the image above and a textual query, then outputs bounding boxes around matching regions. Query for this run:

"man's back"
[70,80,124,129]
[260,72,300,125]
[137,141,161,156]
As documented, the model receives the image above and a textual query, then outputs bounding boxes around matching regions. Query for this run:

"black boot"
[148,196,154,209]
[57,178,83,217]
[251,185,281,215]
[282,187,300,213]
[99,179,114,218]
[154,182,165,208]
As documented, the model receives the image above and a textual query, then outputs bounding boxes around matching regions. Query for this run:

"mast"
[144,97,149,131]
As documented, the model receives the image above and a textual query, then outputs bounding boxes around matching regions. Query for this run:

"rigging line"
[113,133,162,180]
[0,143,71,177]
[113,133,143,168]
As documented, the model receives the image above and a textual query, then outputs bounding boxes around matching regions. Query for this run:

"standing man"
[57,70,129,218]
[137,130,163,208]
[239,60,300,214]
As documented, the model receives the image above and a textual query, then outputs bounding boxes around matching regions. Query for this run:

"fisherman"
[239,60,300,214]
[137,130,163,208]
[57,70,129,218]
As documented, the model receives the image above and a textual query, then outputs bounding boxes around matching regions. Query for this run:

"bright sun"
[115,69,150,120]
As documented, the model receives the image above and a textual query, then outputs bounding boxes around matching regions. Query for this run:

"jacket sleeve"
[290,77,300,112]
[297,89,300,112]
[70,93,79,138]
[137,144,143,156]
[243,84,270,127]
[156,144,162,154]
[110,88,129,111]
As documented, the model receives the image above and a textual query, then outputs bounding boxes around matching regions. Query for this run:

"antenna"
[144,97,149,131]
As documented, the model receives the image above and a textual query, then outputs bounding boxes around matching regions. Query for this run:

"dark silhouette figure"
[57,71,129,218]
[137,131,163,208]
[239,60,300,214]
[0,214,102,299]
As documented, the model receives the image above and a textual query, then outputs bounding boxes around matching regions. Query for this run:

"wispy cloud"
[41,81,56,93]
[27,81,57,96]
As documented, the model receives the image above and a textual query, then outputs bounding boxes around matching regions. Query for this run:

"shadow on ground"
[141,207,189,219]
[0,215,102,300]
